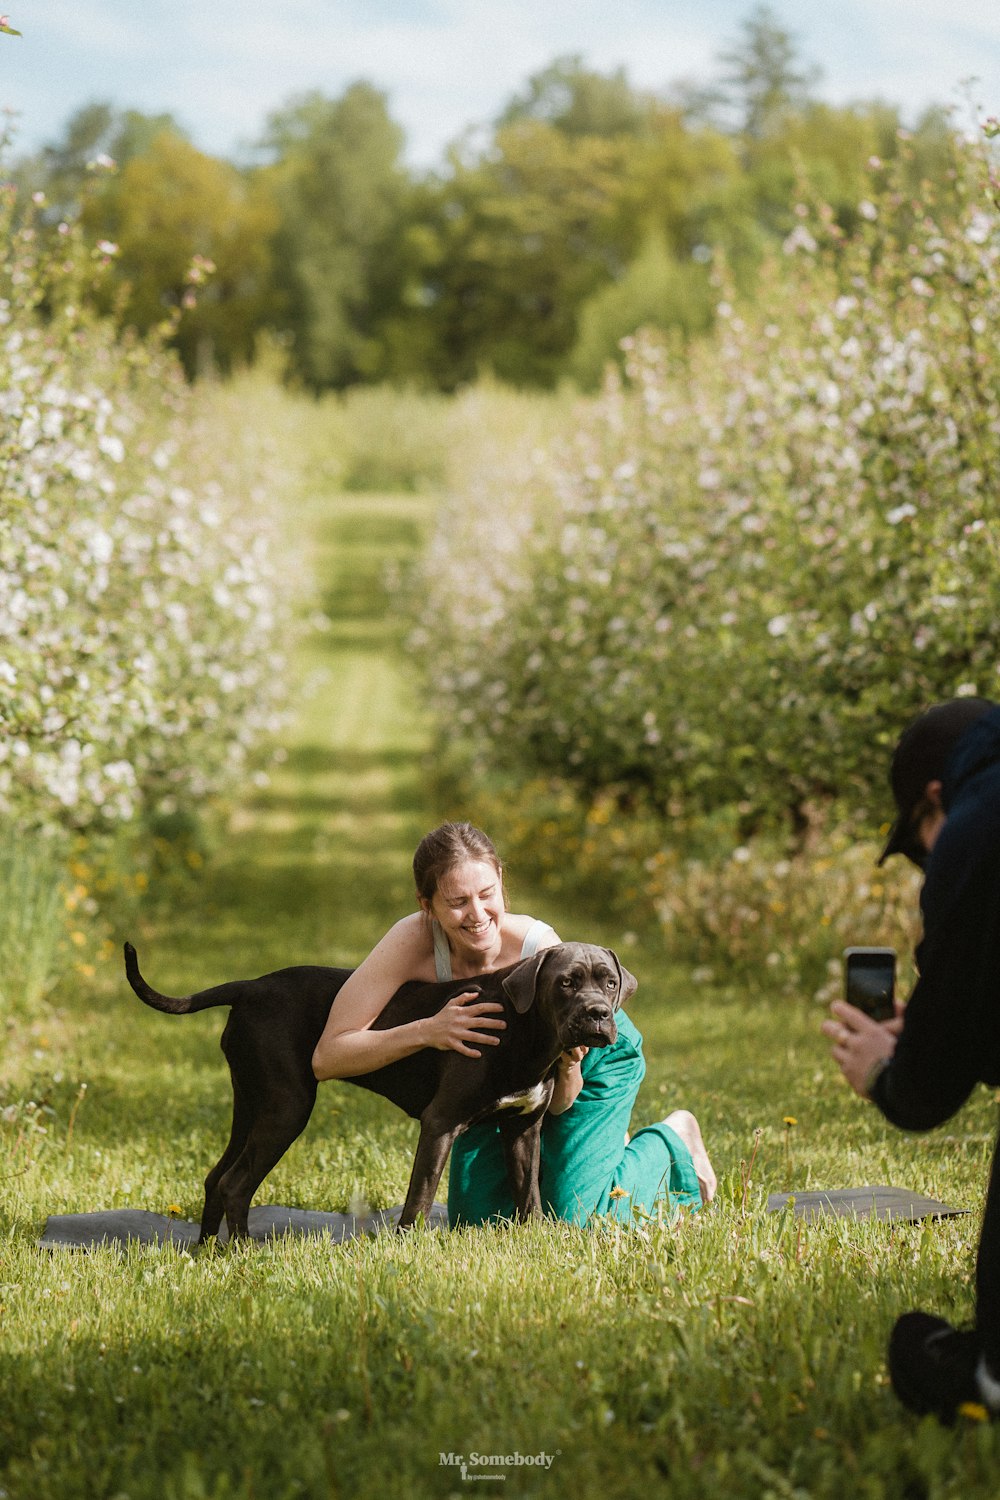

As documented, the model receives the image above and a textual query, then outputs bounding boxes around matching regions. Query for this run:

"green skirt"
[448,1011,702,1227]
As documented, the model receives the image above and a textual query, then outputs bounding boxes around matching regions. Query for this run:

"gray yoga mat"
[766,1185,968,1223]
[39,1202,449,1251]
[40,1186,964,1247]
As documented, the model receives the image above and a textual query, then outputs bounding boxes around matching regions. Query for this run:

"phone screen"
[844,948,896,1022]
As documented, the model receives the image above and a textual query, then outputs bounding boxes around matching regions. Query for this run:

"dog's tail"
[123,942,247,1015]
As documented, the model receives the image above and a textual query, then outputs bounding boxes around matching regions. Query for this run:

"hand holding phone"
[843,946,896,1022]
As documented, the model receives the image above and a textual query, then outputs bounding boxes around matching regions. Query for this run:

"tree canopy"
[16,9,976,389]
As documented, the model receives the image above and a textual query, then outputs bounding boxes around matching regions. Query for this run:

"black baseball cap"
[878,697,997,865]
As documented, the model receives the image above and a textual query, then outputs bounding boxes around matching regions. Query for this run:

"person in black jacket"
[823,697,1000,1422]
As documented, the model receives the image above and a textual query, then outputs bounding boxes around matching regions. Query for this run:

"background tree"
[406,118,636,388]
[399,58,697,389]
[16,103,185,219]
[260,84,412,389]
[7,11,974,393]
[84,126,279,376]
[714,3,821,140]
[497,54,659,138]
[565,104,743,385]
[569,229,714,389]
[15,107,279,375]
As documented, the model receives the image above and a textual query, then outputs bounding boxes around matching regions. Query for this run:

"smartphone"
[843,947,896,1022]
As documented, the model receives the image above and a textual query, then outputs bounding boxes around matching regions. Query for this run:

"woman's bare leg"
[663,1109,717,1206]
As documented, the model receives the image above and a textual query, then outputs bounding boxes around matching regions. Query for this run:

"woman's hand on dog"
[425,991,507,1057]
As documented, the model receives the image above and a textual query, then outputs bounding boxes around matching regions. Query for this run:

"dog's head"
[500,942,636,1050]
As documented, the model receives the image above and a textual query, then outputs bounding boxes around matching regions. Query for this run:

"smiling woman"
[311,819,715,1226]
[414,822,515,980]
[311,822,538,1080]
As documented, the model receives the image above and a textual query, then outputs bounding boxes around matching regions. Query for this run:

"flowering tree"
[0,185,288,833]
[414,130,1000,837]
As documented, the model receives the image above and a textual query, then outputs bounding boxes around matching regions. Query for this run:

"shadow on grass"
[281,744,423,779]
[0,1330,360,1500]
[249,748,427,826]
[155,841,417,955]
[0,1302,574,1500]
[140,669,431,974]
[316,506,424,626]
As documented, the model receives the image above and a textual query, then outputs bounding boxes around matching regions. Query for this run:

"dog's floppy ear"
[501,950,550,1014]
[606,948,638,1009]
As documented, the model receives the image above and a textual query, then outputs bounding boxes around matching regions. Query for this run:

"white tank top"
[431,918,556,982]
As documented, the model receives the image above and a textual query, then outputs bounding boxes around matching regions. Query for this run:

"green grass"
[0,831,67,1020]
[2,475,1000,1499]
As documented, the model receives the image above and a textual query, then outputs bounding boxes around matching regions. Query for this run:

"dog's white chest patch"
[494,1083,548,1115]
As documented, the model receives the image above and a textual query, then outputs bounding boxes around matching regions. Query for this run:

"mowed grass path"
[161,489,435,977]
[4,483,1000,1499]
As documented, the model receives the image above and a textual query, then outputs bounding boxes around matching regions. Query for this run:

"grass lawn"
[2,479,1000,1499]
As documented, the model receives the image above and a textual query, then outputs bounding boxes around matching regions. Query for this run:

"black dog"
[124,941,636,1242]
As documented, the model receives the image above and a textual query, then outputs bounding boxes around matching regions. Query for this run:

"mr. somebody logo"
[439,1450,559,1482]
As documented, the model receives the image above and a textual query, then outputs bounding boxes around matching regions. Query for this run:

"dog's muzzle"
[566,1002,618,1049]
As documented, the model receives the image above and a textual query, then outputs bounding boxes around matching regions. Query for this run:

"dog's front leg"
[499,1109,546,1221]
[397,1115,462,1230]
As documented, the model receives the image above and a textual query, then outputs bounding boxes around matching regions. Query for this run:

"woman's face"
[425,858,505,958]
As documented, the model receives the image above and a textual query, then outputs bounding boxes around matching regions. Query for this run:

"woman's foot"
[663,1109,717,1205]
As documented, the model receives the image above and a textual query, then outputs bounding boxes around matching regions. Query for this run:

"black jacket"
[871,706,1000,1130]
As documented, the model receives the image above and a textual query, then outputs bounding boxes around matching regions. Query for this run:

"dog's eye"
[605,977,618,990]
[560,975,574,988]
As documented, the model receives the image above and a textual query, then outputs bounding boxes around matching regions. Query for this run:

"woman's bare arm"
[311,917,506,1080]
[548,1046,587,1114]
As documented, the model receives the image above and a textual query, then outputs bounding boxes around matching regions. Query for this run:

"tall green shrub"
[569,231,713,389]
[413,133,1000,833]
[0,183,289,834]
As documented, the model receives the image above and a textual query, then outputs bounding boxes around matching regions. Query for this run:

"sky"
[2,0,999,168]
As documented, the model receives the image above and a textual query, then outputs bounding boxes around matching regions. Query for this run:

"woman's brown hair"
[413,822,505,906]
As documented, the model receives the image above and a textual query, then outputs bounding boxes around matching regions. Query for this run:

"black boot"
[888,1311,997,1423]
